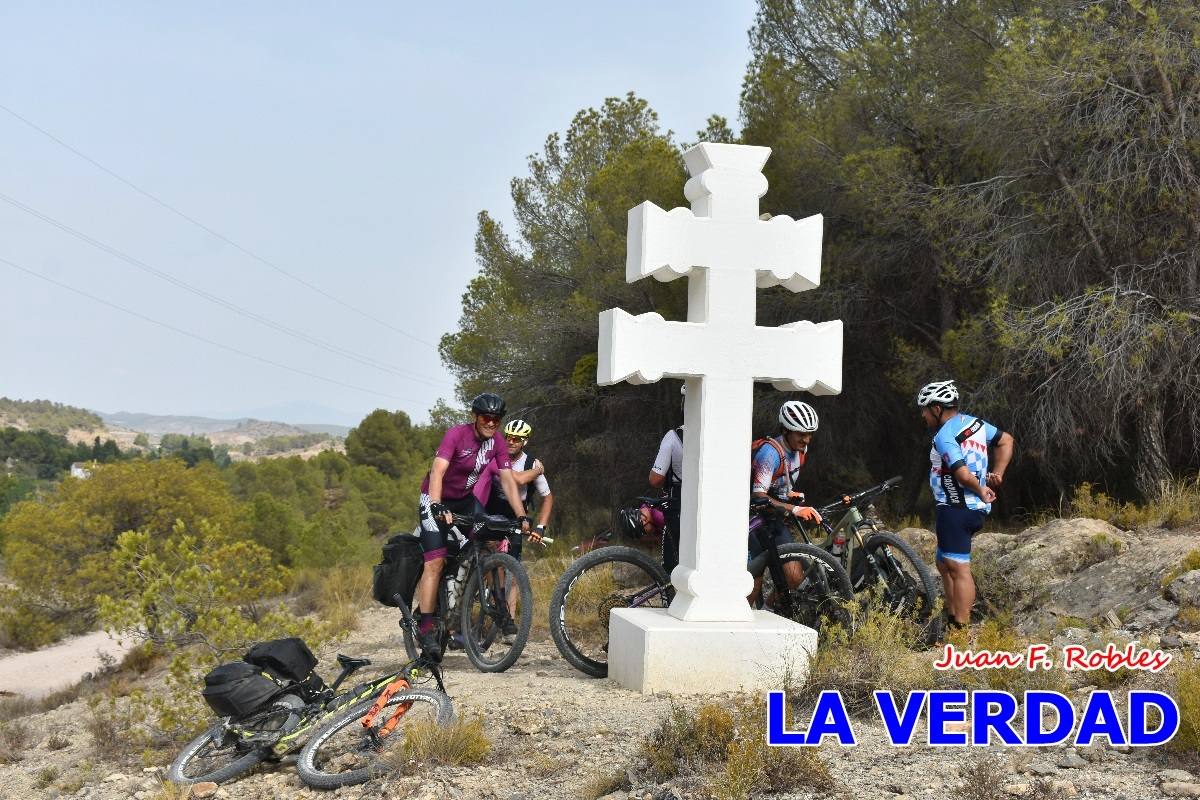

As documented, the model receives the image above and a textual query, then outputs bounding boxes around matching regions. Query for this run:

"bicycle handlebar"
[447,513,552,544]
[815,475,903,518]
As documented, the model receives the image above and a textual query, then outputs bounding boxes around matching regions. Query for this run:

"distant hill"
[0,397,104,436]
[100,412,350,439]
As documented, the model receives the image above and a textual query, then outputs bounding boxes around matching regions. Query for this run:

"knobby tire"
[549,546,671,678]
[461,551,532,672]
[295,688,454,790]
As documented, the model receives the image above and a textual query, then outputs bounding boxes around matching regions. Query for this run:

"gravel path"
[0,630,134,699]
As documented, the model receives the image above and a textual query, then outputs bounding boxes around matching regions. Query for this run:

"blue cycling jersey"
[751,435,806,500]
[929,413,1002,513]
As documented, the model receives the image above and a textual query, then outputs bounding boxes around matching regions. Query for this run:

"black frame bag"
[372,532,424,607]
[202,661,282,718]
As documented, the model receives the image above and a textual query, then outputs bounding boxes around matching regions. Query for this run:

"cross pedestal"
[597,143,842,693]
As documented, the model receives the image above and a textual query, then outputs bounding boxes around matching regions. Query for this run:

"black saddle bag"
[372,532,425,607]
[201,661,283,719]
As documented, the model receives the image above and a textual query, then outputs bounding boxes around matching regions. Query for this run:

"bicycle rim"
[461,552,532,672]
[168,700,297,785]
[549,546,671,678]
[856,534,935,620]
[756,544,853,635]
[296,689,454,790]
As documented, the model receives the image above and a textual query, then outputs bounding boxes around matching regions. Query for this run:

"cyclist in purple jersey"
[917,380,1014,632]
[415,392,536,659]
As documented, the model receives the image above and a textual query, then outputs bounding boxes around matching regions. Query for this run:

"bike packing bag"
[372,532,425,607]
[201,661,283,719]
[243,637,319,684]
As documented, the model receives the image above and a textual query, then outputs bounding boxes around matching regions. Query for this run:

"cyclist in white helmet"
[918,379,1014,631]
[748,400,824,603]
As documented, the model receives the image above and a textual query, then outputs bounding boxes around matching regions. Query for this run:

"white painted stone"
[609,608,818,693]
[597,142,843,626]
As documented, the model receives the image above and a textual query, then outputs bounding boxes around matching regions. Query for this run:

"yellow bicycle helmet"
[503,419,532,438]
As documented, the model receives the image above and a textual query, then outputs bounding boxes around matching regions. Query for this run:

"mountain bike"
[746,499,855,634]
[169,601,450,787]
[550,497,854,678]
[791,476,937,622]
[401,512,548,672]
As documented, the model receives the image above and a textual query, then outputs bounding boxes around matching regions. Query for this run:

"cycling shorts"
[747,519,793,566]
[418,494,482,562]
[935,505,986,563]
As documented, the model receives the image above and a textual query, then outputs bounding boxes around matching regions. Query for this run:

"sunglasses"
[477,414,502,425]
[505,434,527,443]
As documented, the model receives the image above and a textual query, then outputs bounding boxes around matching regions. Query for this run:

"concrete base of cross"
[608,608,818,694]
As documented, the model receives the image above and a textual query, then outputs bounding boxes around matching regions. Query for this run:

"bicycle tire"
[549,546,671,678]
[296,688,454,790]
[461,551,532,672]
[748,543,854,634]
[168,695,302,785]
[852,531,936,621]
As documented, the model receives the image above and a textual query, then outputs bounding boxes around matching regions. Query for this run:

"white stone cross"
[598,143,843,625]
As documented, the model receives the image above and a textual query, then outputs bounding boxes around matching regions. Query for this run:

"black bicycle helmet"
[470,392,506,417]
[618,505,644,540]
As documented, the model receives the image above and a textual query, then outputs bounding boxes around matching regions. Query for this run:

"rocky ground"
[3,517,1199,800]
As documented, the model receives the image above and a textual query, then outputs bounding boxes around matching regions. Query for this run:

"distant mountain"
[99,411,350,439]
[0,397,104,435]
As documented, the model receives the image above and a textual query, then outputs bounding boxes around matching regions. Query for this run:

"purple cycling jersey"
[420,423,512,503]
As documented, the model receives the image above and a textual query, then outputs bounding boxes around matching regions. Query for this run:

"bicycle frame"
[790,475,904,581]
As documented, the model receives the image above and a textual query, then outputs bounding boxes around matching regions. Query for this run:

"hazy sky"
[0,1,756,427]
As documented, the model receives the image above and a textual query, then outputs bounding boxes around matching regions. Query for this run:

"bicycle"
[791,476,937,622]
[550,497,854,678]
[170,601,450,788]
[402,512,549,672]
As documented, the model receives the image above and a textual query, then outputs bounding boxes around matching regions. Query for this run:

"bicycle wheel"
[748,543,854,635]
[852,531,936,620]
[549,546,672,678]
[296,688,454,790]
[460,552,532,672]
[168,695,302,785]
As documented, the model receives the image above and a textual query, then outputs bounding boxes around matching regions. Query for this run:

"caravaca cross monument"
[597,143,843,693]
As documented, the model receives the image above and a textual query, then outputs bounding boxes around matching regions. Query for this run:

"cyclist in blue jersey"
[917,380,1015,631]
[749,400,824,605]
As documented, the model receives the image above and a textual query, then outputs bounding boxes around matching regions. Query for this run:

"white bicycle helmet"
[916,380,959,407]
[779,400,819,432]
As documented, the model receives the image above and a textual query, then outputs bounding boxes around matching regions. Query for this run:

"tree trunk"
[1134,399,1172,500]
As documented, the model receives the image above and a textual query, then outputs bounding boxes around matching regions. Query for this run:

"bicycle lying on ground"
[402,512,549,672]
[549,497,854,678]
[790,476,937,622]
[169,601,451,789]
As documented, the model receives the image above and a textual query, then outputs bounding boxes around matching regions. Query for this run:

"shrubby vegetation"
[241,431,330,456]
[0,427,123,481]
[0,397,103,435]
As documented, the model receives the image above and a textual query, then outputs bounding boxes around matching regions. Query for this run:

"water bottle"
[831,529,846,557]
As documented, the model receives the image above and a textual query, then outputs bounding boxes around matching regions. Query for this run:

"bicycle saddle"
[335,654,371,670]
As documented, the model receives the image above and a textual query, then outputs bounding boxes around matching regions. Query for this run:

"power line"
[0,190,452,391]
[0,101,440,349]
[0,254,426,406]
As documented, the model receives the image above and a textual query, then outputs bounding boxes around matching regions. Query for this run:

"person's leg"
[934,506,977,627]
[415,494,447,630]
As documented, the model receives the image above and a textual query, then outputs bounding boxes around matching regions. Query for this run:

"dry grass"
[945,617,1069,695]
[579,768,628,800]
[794,602,932,714]
[640,699,834,800]
[0,719,32,764]
[292,563,374,635]
[384,716,491,769]
[1170,657,1200,755]
[1072,477,1200,530]
[526,554,572,637]
[1164,550,1200,589]
[953,754,1056,800]
[45,731,70,750]
[32,765,59,791]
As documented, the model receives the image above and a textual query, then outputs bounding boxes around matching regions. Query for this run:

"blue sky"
[0,1,756,426]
